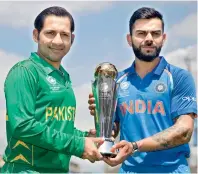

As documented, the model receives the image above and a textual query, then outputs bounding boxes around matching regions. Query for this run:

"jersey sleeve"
[171,70,197,119]
[73,128,89,137]
[4,65,85,158]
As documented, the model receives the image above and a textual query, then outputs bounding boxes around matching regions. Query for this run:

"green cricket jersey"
[2,52,88,173]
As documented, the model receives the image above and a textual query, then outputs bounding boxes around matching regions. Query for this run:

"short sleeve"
[171,70,197,119]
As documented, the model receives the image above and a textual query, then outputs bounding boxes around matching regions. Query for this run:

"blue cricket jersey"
[115,56,197,173]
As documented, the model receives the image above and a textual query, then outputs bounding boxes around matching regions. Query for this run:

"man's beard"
[132,42,162,62]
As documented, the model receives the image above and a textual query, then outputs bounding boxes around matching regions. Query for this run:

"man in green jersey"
[1,6,104,173]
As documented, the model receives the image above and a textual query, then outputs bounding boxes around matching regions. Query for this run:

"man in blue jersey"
[88,7,197,173]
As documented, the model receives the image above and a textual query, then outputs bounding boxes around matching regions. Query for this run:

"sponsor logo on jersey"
[182,96,196,102]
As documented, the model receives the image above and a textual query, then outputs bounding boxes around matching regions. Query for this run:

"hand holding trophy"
[92,62,119,158]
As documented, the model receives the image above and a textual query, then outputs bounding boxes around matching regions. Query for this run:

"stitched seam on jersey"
[117,72,131,83]
[164,68,174,92]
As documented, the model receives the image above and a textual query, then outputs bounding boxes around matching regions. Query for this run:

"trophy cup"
[92,62,118,158]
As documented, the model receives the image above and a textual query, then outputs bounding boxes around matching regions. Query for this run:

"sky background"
[0,1,197,172]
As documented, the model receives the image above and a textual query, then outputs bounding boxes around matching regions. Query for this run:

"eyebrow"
[61,31,70,35]
[136,30,162,33]
[45,29,70,34]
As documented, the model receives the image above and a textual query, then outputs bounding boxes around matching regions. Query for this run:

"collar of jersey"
[127,56,168,76]
[30,52,67,76]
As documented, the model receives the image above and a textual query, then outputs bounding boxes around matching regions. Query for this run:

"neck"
[37,52,60,69]
[135,57,160,78]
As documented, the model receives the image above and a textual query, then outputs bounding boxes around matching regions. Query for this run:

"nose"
[52,33,63,46]
[144,32,153,41]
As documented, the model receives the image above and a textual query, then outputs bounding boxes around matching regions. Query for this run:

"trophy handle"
[91,80,100,137]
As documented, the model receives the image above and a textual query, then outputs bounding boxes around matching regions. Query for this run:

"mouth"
[141,46,156,51]
[141,46,155,49]
[50,47,64,51]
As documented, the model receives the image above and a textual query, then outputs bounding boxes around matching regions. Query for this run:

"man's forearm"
[136,115,194,152]
[12,118,85,157]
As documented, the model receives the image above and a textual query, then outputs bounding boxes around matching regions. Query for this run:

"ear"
[162,33,166,46]
[127,34,132,47]
[71,34,75,45]
[33,29,39,43]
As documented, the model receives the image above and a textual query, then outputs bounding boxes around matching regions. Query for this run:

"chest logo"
[155,82,166,93]
[46,76,57,85]
[120,81,129,90]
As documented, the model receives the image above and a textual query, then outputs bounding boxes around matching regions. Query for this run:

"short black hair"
[34,6,75,33]
[129,7,164,35]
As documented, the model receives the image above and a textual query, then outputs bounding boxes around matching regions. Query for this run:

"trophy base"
[99,138,117,158]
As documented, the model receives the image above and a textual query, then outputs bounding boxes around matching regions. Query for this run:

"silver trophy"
[92,62,118,157]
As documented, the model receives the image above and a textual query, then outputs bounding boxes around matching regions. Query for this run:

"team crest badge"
[155,82,166,93]
[46,76,57,85]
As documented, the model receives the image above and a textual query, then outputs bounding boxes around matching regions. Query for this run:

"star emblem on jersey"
[120,82,129,90]
[155,83,166,93]
[46,76,57,85]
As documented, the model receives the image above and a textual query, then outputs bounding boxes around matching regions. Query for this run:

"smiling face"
[127,18,166,62]
[33,15,74,64]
